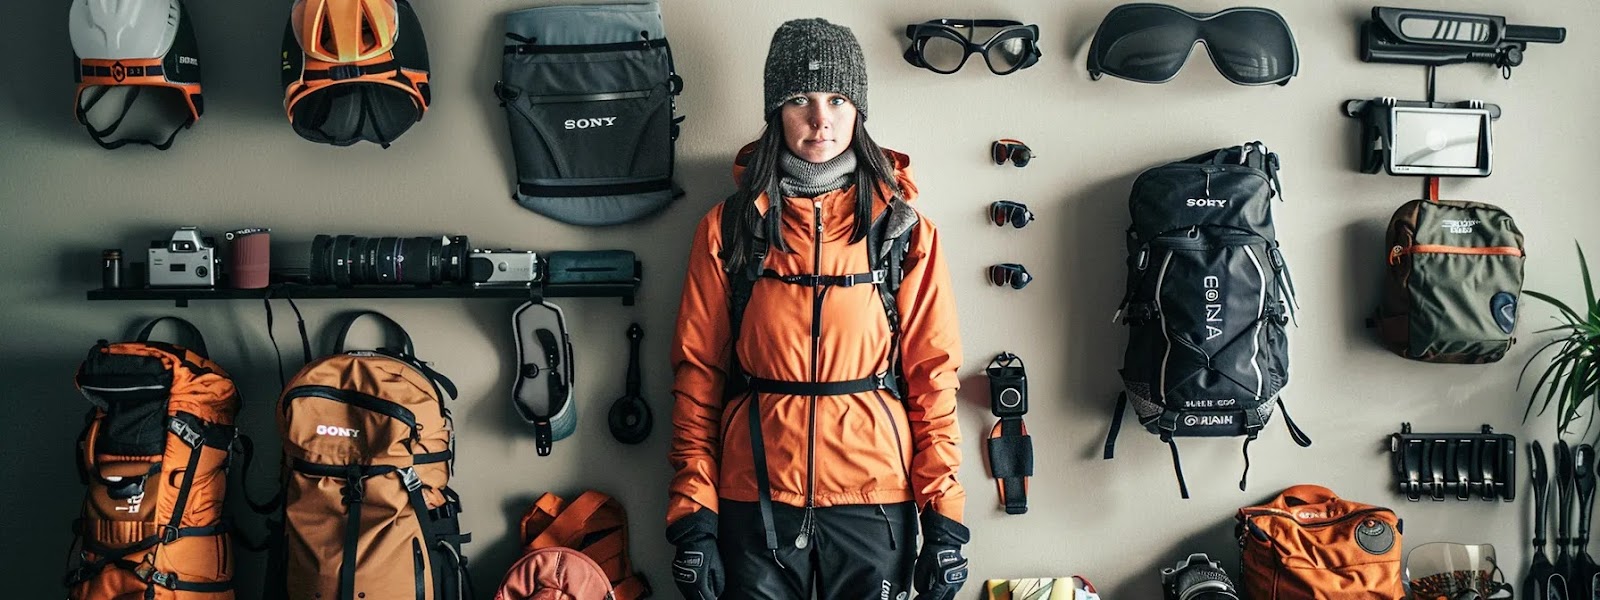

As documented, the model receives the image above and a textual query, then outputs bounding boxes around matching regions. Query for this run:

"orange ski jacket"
[668,147,965,527]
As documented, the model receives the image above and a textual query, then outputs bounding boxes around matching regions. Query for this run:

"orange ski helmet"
[282,0,431,147]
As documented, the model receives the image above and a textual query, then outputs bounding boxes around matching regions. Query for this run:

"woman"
[666,18,968,600]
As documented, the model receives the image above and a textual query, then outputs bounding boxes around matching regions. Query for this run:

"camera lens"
[311,234,466,286]
[331,235,355,287]
[309,235,332,284]
[441,235,471,283]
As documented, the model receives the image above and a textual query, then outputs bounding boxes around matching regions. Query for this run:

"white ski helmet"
[69,0,204,149]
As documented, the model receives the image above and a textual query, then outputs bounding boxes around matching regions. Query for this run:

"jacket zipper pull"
[795,507,815,549]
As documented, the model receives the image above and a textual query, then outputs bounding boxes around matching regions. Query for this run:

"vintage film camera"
[147,226,219,288]
[468,249,542,287]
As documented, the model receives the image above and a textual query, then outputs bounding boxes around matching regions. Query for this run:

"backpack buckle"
[341,478,365,505]
[158,524,181,544]
[399,467,423,492]
[168,417,203,448]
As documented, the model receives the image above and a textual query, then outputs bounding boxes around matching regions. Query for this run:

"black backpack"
[495,1,684,226]
[1103,142,1311,498]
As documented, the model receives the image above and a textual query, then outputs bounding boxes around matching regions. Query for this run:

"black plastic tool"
[1527,441,1570,600]
[1559,441,1579,594]
[607,323,652,444]
[1575,444,1598,599]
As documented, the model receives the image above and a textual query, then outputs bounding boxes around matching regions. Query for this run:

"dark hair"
[720,111,901,274]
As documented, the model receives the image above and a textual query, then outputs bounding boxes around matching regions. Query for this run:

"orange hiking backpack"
[1236,485,1404,599]
[65,317,241,599]
[514,491,650,600]
[264,311,472,600]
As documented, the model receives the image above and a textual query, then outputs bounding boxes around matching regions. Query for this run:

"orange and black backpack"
[263,311,471,600]
[1236,485,1405,599]
[513,490,650,600]
[65,317,242,599]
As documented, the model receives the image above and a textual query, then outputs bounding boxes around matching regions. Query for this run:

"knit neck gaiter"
[778,149,857,198]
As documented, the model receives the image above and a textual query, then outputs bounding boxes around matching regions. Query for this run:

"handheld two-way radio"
[986,353,1032,514]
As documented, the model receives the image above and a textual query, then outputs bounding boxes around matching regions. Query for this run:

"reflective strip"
[1155,251,1175,401]
[1243,246,1267,403]
[80,385,167,392]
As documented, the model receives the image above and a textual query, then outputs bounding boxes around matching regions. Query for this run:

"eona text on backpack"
[1104,142,1311,498]
[65,317,242,599]
[264,311,472,600]
[1373,199,1525,363]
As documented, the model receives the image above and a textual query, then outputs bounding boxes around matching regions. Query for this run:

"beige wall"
[5,0,1598,597]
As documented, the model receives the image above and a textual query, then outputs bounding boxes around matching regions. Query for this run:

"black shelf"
[87,265,641,307]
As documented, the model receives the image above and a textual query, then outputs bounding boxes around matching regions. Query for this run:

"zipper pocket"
[413,537,426,600]
[283,385,420,434]
[871,390,910,478]
[1390,244,1523,265]
[1241,506,1392,528]
[875,504,897,551]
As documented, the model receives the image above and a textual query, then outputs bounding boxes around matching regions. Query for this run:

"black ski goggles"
[989,263,1033,289]
[903,19,1042,75]
[992,139,1034,167]
[1086,4,1298,86]
[989,201,1035,228]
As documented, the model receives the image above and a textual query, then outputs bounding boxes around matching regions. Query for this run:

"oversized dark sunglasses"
[989,201,1035,229]
[992,139,1034,167]
[903,19,1042,75]
[1086,3,1299,86]
[989,263,1033,289]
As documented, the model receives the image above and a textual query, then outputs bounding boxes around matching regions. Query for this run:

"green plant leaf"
[1578,242,1594,318]
[1528,290,1583,323]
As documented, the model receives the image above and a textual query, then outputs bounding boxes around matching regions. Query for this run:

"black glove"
[914,511,970,600]
[666,509,725,600]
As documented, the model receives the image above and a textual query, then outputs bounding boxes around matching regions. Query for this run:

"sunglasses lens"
[920,36,969,73]
[989,205,1009,227]
[1011,270,1031,289]
[1012,148,1032,167]
[991,142,1009,165]
[987,37,1031,73]
[1011,208,1031,228]
[988,266,1008,287]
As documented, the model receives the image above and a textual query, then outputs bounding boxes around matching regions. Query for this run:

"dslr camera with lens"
[147,226,219,288]
[309,234,472,287]
[1162,553,1239,600]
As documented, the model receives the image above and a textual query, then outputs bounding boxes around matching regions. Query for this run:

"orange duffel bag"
[516,491,650,600]
[1236,484,1404,599]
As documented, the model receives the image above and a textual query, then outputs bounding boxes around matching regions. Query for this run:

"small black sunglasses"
[989,201,1035,229]
[992,139,1034,167]
[989,263,1033,289]
[903,19,1042,75]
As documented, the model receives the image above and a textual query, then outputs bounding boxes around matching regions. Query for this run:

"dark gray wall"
[4,0,1598,598]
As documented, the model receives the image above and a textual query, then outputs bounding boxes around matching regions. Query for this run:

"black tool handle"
[1535,441,1550,549]
[1560,441,1576,559]
[1578,444,1596,547]
[1505,24,1567,44]
[626,323,643,395]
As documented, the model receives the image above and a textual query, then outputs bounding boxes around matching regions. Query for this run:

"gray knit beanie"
[763,18,868,119]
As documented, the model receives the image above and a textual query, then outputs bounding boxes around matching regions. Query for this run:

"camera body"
[1162,554,1239,600]
[147,227,218,288]
[986,352,1028,418]
[468,250,542,286]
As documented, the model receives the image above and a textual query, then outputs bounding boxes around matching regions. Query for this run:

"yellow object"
[985,578,1075,600]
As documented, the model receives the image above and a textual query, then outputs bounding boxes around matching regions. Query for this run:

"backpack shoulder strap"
[869,199,919,399]
[720,197,766,402]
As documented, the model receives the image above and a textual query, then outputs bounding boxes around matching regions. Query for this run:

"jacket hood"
[731,142,920,214]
